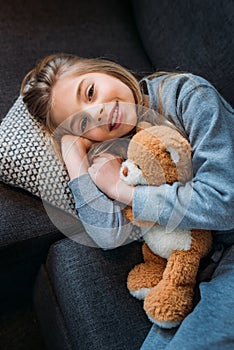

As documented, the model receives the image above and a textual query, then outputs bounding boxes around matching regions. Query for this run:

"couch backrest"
[131,0,234,107]
[0,0,151,121]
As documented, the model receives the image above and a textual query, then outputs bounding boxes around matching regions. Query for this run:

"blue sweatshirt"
[69,73,234,249]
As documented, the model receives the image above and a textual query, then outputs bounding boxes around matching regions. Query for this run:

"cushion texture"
[0,96,76,216]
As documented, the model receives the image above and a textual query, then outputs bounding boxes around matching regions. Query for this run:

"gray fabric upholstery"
[34,239,151,350]
[131,0,234,107]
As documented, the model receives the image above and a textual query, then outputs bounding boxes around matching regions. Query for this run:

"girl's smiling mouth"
[108,101,122,131]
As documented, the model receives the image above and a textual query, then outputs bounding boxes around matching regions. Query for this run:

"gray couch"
[1,0,233,349]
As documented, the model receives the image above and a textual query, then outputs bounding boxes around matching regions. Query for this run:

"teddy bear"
[120,124,213,329]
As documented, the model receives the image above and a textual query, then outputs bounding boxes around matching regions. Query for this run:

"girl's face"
[51,72,138,141]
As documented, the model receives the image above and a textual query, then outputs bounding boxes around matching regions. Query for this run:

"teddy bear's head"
[120,125,192,186]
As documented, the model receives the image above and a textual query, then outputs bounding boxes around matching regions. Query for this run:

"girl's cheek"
[85,128,107,141]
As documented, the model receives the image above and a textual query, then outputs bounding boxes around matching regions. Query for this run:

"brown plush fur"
[123,125,212,328]
[143,230,212,324]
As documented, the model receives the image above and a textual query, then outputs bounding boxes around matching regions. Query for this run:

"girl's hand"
[61,135,93,179]
[88,153,134,205]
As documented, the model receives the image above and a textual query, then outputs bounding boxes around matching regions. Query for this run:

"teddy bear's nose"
[122,166,128,177]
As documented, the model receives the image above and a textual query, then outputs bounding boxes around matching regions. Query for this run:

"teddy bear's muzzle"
[120,160,148,185]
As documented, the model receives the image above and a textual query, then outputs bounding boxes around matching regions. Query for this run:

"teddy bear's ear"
[166,146,180,163]
[136,121,153,133]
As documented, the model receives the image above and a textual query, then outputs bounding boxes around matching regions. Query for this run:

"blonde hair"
[20,53,143,134]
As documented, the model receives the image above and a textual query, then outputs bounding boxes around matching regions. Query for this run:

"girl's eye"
[80,116,88,133]
[87,84,94,101]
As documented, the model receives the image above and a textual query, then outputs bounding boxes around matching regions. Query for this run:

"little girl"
[21,53,234,348]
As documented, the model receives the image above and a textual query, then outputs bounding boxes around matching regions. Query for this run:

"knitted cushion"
[0,95,77,217]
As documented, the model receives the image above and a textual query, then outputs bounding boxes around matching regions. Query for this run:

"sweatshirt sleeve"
[133,76,234,231]
[68,174,139,249]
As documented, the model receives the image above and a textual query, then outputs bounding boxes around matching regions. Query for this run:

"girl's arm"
[132,77,234,231]
[61,135,137,249]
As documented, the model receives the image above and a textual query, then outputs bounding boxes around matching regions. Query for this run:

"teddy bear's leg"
[143,230,212,328]
[127,243,167,300]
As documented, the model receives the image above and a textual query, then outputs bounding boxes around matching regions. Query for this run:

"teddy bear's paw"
[146,314,181,329]
[129,287,152,300]
[127,262,164,300]
[143,281,194,329]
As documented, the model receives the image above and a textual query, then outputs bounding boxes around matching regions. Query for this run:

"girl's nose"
[99,106,104,115]
[96,104,104,123]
